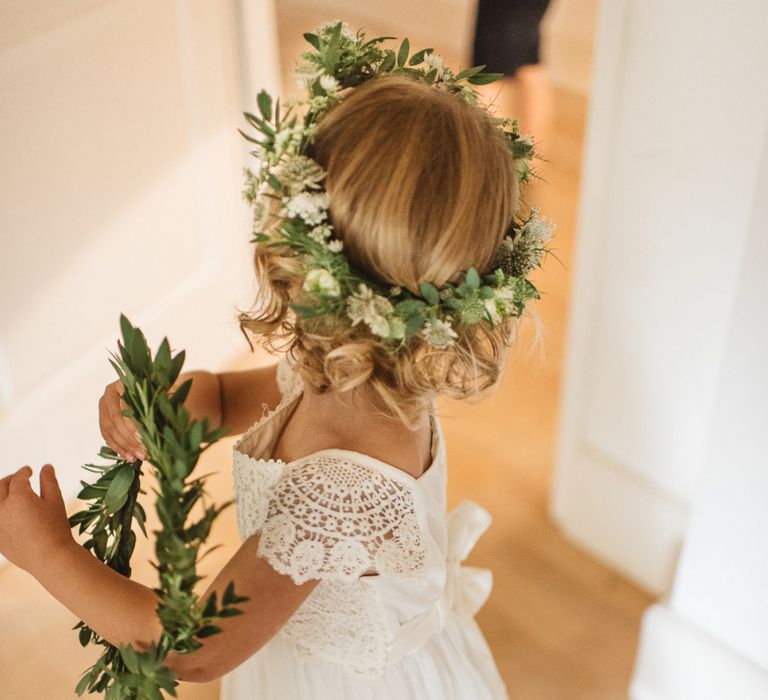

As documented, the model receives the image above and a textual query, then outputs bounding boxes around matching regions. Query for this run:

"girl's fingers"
[98,388,131,455]
[0,473,12,501]
[9,466,33,494]
[99,394,134,459]
[103,386,144,459]
[40,464,67,517]
[114,388,145,457]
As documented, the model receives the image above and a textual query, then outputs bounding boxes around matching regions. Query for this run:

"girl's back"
[271,370,434,481]
[221,356,507,698]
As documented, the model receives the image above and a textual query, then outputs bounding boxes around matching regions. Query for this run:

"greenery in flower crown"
[240,20,555,349]
[68,314,247,699]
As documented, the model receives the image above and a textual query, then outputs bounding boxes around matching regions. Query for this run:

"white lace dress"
[219,358,509,699]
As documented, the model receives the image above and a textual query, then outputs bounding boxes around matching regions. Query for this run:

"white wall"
[630,123,768,700]
[0,1,278,515]
[551,0,768,596]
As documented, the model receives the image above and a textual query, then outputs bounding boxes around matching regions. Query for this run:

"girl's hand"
[0,464,74,574]
[99,379,146,461]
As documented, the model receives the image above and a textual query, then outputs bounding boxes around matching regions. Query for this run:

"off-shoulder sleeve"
[256,453,427,584]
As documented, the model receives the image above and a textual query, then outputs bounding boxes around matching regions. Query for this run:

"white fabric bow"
[384,499,494,664]
[444,499,493,618]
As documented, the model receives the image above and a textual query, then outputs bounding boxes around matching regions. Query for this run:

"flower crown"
[240,21,554,349]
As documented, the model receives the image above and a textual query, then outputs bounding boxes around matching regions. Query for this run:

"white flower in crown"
[284,191,330,226]
[484,298,502,323]
[495,284,518,312]
[308,224,333,243]
[421,318,459,347]
[388,316,406,340]
[318,20,357,42]
[519,135,535,150]
[346,283,394,338]
[319,73,341,95]
[424,52,447,79]
[303,268,341,297]
[275,155,325,195]
[326,239,343,253]
[273,126,303,155]
[309,94,332,112]
[523,209,555,246]
[294,60,324,87]
[252,198,270,230]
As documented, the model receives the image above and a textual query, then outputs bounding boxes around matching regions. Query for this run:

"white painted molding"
[630,604,768,700]
[551,0,632,515]
[548,0,693,595]
[551,442,688,596]
[234,0,281,109]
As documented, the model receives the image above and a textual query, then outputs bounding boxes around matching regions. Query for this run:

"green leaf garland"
[69,314,247,698]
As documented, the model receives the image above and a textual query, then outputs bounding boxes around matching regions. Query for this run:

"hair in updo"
[237,74,526,428]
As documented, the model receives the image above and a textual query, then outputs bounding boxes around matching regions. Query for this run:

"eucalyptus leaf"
[75,673,92,696]
[104,464,134,513]
[455,64,486,81]
[237,128,262,147]
[419,281,440,306]
[78,626,92,647]
[303,32,320,50]
[467,72,504,85]
[168,349,186,387]
[397,37,410,67]
[256,90,273,121]
[154,337,171,372]
[170,377,193,407]
[380,49,396,72]
[466,267,481,289]
[408,48,433,65]
[119,314,133,350]
[119,646,140,674]
[189,422,203,451]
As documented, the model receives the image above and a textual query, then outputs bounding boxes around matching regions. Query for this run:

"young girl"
[0,28,550,699]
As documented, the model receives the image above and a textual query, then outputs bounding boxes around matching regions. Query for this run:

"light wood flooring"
[0,12,654,700]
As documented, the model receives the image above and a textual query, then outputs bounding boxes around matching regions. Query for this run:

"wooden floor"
[0,12,654,700]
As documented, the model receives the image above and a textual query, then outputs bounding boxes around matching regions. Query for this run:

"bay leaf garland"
[69,314,246,698]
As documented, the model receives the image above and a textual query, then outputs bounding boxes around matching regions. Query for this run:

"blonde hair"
[238,74,526,428]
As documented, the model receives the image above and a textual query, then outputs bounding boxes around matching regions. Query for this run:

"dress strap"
[384,499,493,664]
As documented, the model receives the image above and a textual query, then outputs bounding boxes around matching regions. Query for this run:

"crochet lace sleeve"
[256,453,428,584]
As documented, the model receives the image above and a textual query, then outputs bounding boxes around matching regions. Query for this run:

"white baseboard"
[630,604,768,700]
[550,443,689,596]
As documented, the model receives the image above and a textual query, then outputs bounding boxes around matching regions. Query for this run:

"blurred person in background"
[472,0,554,148]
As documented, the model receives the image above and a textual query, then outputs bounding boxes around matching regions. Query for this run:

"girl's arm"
[216,362,284,434]
[172,362,285,434]
[0,465,318,683]
[101,362,284,461]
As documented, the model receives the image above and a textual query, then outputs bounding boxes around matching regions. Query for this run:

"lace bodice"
[231,357,492,679]
[257,454,427,583]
